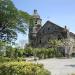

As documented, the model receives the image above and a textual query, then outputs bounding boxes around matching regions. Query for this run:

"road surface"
[35,58,75,75]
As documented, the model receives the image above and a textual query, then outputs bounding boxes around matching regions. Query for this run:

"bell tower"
[32,9,42,37]
[29,10,42,47]
[33,10,42,26]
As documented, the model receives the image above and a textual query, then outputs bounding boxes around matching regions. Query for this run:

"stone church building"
[29,10,75,56]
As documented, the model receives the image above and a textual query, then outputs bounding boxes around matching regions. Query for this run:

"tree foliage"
[48,39,62,48]
[0,0,31,42]
[49,39,65,56]
[19,10,32,24]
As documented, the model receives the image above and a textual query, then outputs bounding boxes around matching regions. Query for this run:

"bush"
[32,48,63,59]
[0,62,50,75]
[24,47,64,59]
[0,57,13,62]
[0,57,26,63]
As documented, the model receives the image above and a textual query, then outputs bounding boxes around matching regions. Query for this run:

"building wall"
[35,21,67,48]
[29,19,75,56]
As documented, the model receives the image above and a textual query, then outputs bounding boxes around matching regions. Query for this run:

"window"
[48,28,50,30]
[35,20,37,24]
[47,28,51,32]
[39,40,41,44]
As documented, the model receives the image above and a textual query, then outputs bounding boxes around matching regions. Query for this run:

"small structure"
[63,28,75,57]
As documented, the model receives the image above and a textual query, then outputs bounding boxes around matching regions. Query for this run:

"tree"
[6,46,13,57]
[0,0,31,42]
[0,40,6,56]
[18,10,32,24]
[48,39,63,57]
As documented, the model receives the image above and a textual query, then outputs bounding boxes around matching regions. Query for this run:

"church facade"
[29,10,75,56]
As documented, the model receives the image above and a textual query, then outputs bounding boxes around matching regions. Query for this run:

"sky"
[12,0,75,45]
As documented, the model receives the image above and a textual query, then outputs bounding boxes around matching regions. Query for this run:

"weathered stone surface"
[29,10,75,55]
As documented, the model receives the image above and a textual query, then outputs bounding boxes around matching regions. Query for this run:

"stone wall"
[35,21,67,48]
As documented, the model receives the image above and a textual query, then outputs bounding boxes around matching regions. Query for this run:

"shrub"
[0,57,12,62]
[32,48,63,59]
[0,57,26,63]
[24,47,64,59]
[0,62,50,75]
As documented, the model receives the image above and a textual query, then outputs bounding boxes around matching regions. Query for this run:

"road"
[35,58,75,75]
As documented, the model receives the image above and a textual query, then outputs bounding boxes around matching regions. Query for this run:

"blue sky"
[12,0,75,44]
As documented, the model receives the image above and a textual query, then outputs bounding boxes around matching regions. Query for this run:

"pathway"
[35,58,75,75]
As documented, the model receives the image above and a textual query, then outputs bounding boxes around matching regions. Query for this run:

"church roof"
[37,20,64,33]
[37,20,75,38]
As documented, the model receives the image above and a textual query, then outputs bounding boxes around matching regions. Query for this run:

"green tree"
[0,41,6,56]
[6,46,15,58]
[48,39,63,57]
[0,0,31,42]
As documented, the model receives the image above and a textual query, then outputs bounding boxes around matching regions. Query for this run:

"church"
[29,10,75,56]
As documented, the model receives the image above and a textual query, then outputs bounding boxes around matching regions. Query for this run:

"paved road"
[35,58,75,75]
